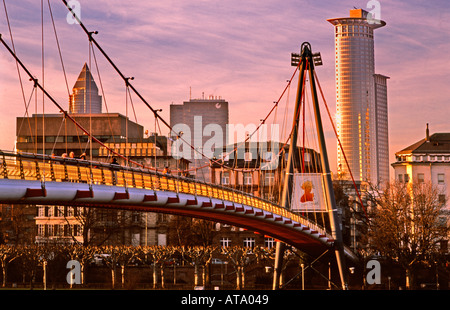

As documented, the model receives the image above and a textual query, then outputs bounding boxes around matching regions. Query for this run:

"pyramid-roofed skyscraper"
[69,63,102,114]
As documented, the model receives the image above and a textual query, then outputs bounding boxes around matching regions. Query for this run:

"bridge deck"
[0,151,352,257]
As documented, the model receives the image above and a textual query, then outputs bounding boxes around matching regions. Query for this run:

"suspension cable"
[47,0,70,97]
[4,0,306,175]
[62,0,302,174]
[0,34,151,171]
[2,0,34,150]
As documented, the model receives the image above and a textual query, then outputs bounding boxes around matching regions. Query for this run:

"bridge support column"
[272,242,286,290]
[273,42,307,290]
[273,42,348,290]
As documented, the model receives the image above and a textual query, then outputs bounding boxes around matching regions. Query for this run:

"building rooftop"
[396,125,450,155]
[73,63,98,91]
[327,8,386,28]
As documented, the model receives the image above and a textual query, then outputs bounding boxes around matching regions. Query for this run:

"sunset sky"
[1,0,449,174]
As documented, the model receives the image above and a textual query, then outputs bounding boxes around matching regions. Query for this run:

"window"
[220,237,231,248]
[67,224,73,236]
[222,172,230,185]
[66,207,74,217]
[304,152,311,163]
[37,224,45,237]
[74,225,82,237]
[264,172,275,186]
[56,206,65,217]
[439,195,446,206]
[243,237,255,249]
[417,173,424,183]
[221,152,229,162]
[438,174,445,184]
[55,225,64,236]
[38,206,46,217]
[264,237,275,249]
[131,233,140,246]
[398,174,403,182]
[47,224,54,237]
[244,173,252,185]
[158,214,168,223]
[132,212,140,223]
[405,174,410,183]
[244,151,252,162]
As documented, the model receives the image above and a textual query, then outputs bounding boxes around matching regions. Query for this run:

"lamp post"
[154,109,162,170]
[301,263,305,290]
[147,108,161,247]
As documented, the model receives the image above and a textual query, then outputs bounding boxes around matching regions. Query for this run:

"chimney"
[426,123,430,142]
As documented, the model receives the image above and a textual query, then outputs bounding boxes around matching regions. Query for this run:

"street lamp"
[291,51,323,67]
[154,109,163,170]
[291,53,301,67]
[312,52,323,66]
[149,108,162,247]
[175,131,183,178]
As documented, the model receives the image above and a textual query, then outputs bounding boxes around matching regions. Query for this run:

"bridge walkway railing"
[0,150,329,238]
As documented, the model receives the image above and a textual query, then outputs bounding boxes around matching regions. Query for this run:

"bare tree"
[221,246,257,290]
[100,245,140,289]
[0,245,19,287]
[71,207,136,246]
[116,246,140,288]
[368,181,449,289]
[180,246,215,287]
[140,245,175,289]
[169,216,215,246]
[65,244,96,287]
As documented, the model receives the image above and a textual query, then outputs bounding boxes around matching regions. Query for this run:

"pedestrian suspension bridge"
[0,0,365,290]
[0,150,341,256]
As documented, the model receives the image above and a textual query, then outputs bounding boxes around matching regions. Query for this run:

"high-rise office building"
[170,96,229,181]
[69,63,102,114]
[374,74,390,184]
[328,9,389,184]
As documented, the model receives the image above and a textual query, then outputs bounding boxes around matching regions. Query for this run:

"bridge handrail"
[0,150,330,238]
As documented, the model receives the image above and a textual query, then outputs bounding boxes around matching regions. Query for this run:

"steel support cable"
[144,60,299,174]
[61,1,202,159]
[0,35,151,171]
[40,0,46,183]
[2,0,34,150]
[313,70,367,220]
[62,0,302,175]
[51,116,65,154]
[91,47,117,146]
[61,0,222,171]
[47,0,70,97]
[214,63,301,175]
[16,87,37,144]
[280,63,308,210]
[217,80,300,176]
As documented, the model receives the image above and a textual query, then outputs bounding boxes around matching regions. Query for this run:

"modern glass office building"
[69,63,102,114]
[328,9,389,184]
